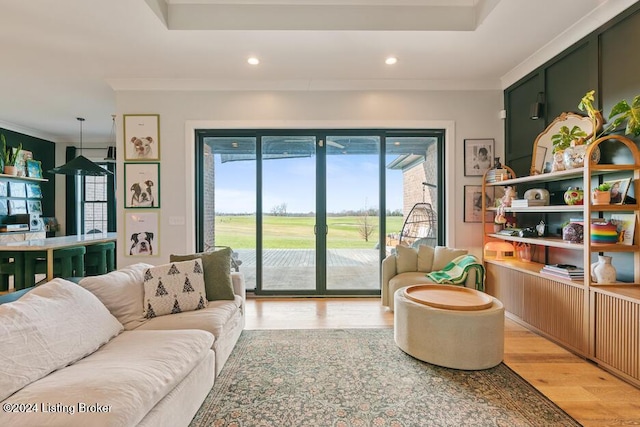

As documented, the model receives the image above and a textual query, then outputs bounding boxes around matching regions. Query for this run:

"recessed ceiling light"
[385,57,398,65]
[247,57,260,65]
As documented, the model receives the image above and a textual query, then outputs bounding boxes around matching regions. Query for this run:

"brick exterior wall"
[203,143,215,250]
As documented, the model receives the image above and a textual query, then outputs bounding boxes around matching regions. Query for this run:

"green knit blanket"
[426,254,485,291]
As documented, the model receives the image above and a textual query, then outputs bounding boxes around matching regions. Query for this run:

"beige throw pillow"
[395,245,418,273]
[432,246,468,271]
[143,259,207,318]
[417,245,435,272]
[170,247,235,301]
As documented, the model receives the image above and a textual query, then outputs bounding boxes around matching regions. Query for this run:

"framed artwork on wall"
[125,211,158,257]
[464,138,495,177]
[123,114,160,161]
[124,162,160,208]
[463,185,493,223]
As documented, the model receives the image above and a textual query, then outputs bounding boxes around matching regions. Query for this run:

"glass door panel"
[325,136,381,291]
[385,136,439,253]
[202,137,257,290]
[261,136,316,291]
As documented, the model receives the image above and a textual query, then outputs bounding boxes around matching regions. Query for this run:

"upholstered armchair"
[381,245,478,311]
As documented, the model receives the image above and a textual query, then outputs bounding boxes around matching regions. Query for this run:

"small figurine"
[501,186,516,208]
[551,151,565,172]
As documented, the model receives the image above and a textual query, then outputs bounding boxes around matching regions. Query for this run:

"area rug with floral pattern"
[190,328,580,427]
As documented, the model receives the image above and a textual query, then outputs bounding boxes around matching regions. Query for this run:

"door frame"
[195,127,447,296]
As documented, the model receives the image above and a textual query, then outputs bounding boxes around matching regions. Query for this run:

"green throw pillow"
[170,247,235,301]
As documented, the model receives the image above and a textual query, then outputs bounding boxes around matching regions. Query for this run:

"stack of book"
[540,264,585,281]
[485,169,510,183]
[510,198,546,208]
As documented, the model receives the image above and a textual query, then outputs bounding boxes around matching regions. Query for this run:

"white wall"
[114,89,504,267]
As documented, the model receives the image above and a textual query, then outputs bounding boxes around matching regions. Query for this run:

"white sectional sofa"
[0,262,246,427]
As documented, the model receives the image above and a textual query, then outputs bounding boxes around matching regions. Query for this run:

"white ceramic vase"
[590,255,616,283]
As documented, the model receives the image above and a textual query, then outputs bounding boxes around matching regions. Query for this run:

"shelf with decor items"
[0,173,47,183]
[482,134,640,387]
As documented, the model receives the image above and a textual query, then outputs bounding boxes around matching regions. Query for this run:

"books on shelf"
[540,264,585,280]
[485,169,510,183]
[510,198,547,208]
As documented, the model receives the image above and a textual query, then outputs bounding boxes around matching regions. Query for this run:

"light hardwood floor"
[245,297,640,427]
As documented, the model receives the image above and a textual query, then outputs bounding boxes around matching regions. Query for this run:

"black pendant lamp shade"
[49,154,112,176]
[49,117,113,176]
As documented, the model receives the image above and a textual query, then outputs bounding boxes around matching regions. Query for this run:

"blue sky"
[214,154,403,214]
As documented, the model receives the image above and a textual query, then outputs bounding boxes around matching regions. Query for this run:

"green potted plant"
[1,134,22,176]
[550,125,587,153]
[592,182,612,205]
[579,90,640,140]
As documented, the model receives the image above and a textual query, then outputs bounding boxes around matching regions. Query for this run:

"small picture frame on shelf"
[0,181,7,198]
[610,213,636,245]
[8,199,27,215]
[8,182,26,198]
[26,182,42,198]
[14,149,32,177]
[464,139,495,177]
[603,178,632,205]
[463,185,493,223]
[27,200,42,214]
[26,159,43,178]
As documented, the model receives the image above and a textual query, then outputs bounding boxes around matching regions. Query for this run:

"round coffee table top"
[403,284,493,311]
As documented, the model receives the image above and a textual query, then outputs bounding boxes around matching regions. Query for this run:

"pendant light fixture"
[49,117,113,176]
[104,114,116,161]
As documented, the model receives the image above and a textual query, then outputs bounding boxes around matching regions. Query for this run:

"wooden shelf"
[482,136,640,387]
[488,204,639,214]
[0,173,47,182]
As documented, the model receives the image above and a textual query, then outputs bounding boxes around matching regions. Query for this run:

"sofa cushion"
[417,244,435,272]
[432,246,468,271]
[79,263,153,330]
[135,296,242,340]
[143,259,207,318]
[0,329,214,427]
[395,244,418,273]
[0,278,123,402]
[170,247,235,301]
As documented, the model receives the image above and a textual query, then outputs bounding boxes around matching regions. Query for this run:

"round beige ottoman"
[394,285,505,370]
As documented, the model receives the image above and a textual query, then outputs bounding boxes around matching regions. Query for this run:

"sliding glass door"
[197,129,443,296]
[261,136,317,291]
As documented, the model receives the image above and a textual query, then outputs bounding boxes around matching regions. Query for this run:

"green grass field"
[215,215,404,249]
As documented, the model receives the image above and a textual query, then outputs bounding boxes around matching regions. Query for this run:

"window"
[82,163,116,234]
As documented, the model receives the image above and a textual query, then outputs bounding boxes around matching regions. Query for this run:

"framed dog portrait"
[124,162,160,208]
[125,212,159,257]
[123,114,160,161]
[464,138,495,177]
